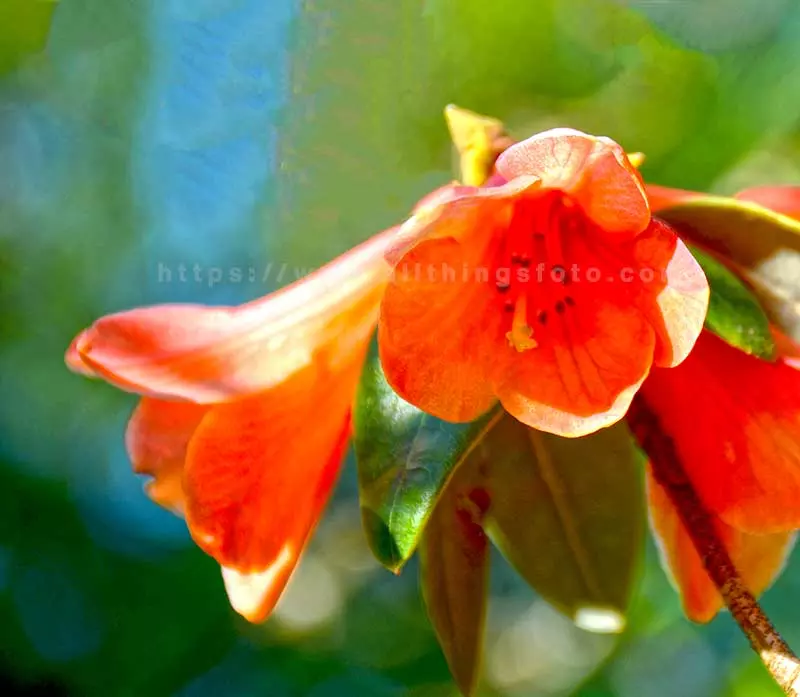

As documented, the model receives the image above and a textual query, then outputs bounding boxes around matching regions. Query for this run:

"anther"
[555,300,566,314]
[537,310,548,325]
[565,296,576,307]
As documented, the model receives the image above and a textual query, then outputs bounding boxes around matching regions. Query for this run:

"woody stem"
[628,395,800,697]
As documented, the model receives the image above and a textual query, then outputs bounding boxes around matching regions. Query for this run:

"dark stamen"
[537,310,548,325]
[555,300,566,314]
[504,299,514,312]
[565,295,576,307]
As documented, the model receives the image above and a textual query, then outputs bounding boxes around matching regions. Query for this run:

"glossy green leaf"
[658,196,800,342]
[687,245,776,359]
[353,354,501,571]
[420,454,489,696]
[0,0,57,77]
[482,417,644,631]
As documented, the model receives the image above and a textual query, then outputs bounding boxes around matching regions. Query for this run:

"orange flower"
[639,330,800,621]
[66,229,395,622]
[636,185,800,620]
[378,129,709,437]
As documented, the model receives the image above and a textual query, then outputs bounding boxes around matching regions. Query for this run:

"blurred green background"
[1,0,800,695]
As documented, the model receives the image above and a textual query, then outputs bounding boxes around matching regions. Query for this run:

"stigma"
[505,295,538,352]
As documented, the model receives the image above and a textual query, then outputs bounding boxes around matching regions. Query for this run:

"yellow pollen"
[505,295,538,352]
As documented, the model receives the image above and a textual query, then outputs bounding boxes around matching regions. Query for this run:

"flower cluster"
[66,106,800,629]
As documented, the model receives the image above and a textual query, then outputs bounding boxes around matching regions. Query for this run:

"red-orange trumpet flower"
[640,330,800,622]
[438,107,799,621]
[379,129,709,437]
[637,185,800,621]
[66,230,395,622]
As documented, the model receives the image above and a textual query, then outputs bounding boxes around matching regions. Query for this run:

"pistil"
[506,294,538,352]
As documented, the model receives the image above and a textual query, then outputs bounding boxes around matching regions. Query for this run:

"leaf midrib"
[526,429,605,602]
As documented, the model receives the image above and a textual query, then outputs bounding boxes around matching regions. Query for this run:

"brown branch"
[628,395,800,696]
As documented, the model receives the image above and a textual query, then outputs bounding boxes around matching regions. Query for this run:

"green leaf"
[687,244,776,360]
[482,417,644,631]
[356,353,644,627]
[0,0,57,77]
[658,196,800,343]
[353,353,500,571]
[420,455,489,696]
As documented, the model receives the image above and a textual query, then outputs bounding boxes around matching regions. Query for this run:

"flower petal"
[221,548,297,623]
[735,186,800,221]
[65,331,99,377]
[182,360,357,623]
[125,398,210,514]
[641,331,800,533]
[632,220,709,367]
[385,177,539,266]
[490,216,659,437]
[647,466,795,623]
[379,198,510,422]
[67,228,394,403]
[497,129,649,235]
[494,291,655,437]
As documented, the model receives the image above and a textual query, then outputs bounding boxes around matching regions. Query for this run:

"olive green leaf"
[420,449,490,696]
[659,196,800,343]
[483,417,643,631]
